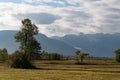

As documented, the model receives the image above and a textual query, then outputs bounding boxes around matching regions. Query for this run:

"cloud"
[23,0,66,7]
[14,13,61,24]
[0,0,120,37]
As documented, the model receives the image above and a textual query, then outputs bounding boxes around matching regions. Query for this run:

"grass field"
[0,60,120,80]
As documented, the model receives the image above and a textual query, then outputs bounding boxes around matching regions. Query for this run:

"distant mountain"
[1,30,120,57]
[52,33,120,57]
[35,33,76,56]
[0,31,76,56]
[0,31,19,53]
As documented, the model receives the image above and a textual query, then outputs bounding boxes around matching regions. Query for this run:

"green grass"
[0,60,120,80]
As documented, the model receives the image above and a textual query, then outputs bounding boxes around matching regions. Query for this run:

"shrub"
[40,52,64,60]
[0,48,8,62]
[115,49,120,62]
[8,51,36,69]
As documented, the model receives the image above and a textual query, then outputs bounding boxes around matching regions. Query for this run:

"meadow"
[0,59,120,80]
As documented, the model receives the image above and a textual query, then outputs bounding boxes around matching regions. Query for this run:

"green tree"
[75,50,89,64]
[114,49,120,62]
[8,50,35,68]
[8,18,40,68]
[0,48,8,61]
[15,18,41,60]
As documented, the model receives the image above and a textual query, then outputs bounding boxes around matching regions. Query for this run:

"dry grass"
[0,60,120,80]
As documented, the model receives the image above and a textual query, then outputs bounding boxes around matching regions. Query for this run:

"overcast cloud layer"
[0,0,120,37]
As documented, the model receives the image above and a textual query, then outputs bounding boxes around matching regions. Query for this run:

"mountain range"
[0,30,76,56]
[52,33,120,57]
[0,30,120,57]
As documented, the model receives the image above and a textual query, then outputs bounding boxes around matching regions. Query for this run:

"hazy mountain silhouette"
[1,30,120,57]
[0,30,76,56]
[52,33,120,57]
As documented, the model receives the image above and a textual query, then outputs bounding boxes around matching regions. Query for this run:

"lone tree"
[75,50,89,64]
[9,18,41,68]
[15,18,41,60]
[114,49,120,62]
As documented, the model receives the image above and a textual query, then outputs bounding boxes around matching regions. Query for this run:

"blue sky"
[0,0,120,37]
[0,0,22,3]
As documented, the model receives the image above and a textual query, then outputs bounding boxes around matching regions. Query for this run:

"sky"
[0,0,120,37]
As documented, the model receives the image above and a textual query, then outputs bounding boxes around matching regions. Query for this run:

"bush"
[8,51,36,69]
[39,51,64,60]
[0,48,8,62]
[115,49,120,63]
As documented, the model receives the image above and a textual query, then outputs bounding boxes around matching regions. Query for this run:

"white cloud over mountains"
[0,0,120,36]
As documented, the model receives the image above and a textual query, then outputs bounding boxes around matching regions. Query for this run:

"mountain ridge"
[52,33,120,57]
[0,30,76,56]
[0,30,120,57]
